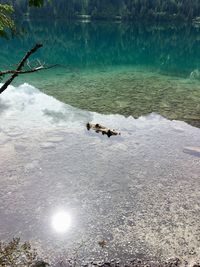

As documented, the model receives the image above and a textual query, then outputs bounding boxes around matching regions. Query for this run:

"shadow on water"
[0,19,200,127]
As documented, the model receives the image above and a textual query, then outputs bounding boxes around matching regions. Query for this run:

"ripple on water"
[6,131,24,137]
[46,137,64,143]
[40,142,55,149]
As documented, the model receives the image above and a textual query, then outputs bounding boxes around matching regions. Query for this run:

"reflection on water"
[0,84,200,263]
[0,20,200,127]
[51,211,72,234]
[1,19,200,264]
[0,20,200,74]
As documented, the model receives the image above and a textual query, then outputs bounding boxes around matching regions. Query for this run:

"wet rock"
[51,258,200,267]
[54,261,70,267]
[32,261,49,267]
[104,262,111,266]
[189,248,196,255]
[190,69,200,80]
[165,257,181,267]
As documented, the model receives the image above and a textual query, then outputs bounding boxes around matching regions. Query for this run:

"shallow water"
[0,20,200,126]
[0,20,200,264]
[0,84,200,264]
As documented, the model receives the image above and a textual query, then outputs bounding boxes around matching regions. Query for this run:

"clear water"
[0,19,200,126]
[1,83,200,264]
[0,20,200,264]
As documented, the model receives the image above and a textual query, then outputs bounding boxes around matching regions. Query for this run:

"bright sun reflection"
[51,211,72,233]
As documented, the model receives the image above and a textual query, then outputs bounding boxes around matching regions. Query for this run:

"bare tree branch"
[0,43,50,94]
[0,64,57,76]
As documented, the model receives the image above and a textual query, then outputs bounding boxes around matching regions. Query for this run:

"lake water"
[1,19,200,126]
[0,20,200,265]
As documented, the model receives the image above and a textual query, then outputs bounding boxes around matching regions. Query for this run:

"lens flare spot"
[52,211,71,233]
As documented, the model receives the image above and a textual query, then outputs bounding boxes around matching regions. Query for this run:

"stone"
[183,147,200,157]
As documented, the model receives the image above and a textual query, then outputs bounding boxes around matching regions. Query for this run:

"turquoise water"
[0,19,200,125]
[1,20,200,263]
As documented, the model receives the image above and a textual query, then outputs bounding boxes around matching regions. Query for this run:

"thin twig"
[0,64,57,75]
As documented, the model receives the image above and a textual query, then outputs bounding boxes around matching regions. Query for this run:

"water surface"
[0,84,200,264]
[0,20,200,126]
[0,20,200,264]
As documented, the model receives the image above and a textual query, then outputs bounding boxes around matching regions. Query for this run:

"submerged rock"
[183,147,200,157]
[33,261,50,267]
[192,264,200,267]
[190,69,200,80]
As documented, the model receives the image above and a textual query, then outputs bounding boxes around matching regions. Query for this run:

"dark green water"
[0,19,200,126]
